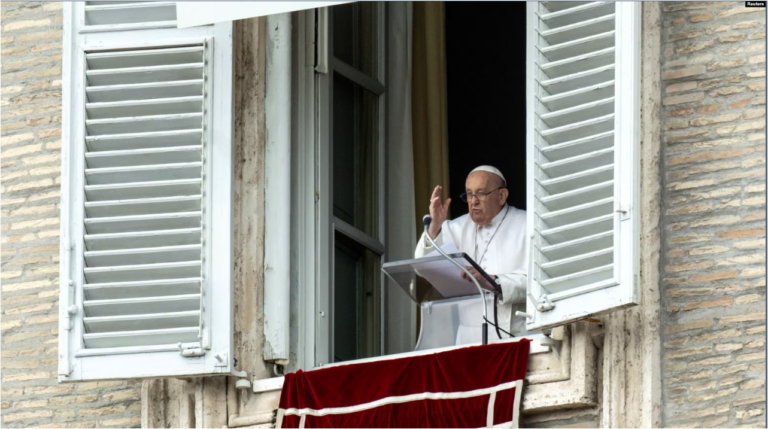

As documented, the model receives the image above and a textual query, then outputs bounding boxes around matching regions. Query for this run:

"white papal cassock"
[415,205,528,338]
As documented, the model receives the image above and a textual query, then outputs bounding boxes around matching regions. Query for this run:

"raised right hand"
[428,185,451,239]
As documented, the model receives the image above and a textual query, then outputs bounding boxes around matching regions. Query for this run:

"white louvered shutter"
[60,2,234,381]
[82,1,177,33]
[525,2,640,331]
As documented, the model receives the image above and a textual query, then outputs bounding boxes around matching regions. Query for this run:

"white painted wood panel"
[60,2,234,380]
[526,1,640,330]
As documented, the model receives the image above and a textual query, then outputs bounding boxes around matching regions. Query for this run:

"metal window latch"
[515,311,533,320]
[214,351,228,367]
[616,204,631,221]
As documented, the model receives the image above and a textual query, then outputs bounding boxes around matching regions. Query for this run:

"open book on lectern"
[381,242,498,304]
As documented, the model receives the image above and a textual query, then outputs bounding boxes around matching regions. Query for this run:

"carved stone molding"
[522,323,599,413]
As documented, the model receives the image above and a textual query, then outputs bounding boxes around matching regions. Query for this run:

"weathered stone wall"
[1,2,142,427]
[660,2,767,428]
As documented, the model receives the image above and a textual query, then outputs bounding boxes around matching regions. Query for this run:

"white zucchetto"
[469,165,506,187]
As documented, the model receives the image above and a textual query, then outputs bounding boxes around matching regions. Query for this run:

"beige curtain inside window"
[412,1,450,234]
[386,1,419,354]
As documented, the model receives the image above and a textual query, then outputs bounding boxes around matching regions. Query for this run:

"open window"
[303,1,641,366]
[59,2,234,381]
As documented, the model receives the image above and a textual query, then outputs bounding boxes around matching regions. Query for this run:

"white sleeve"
[414,220,448,258]
[497,273,527,305]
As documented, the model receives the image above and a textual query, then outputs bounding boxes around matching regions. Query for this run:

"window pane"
[333,237,359,362]
[332,2,378,77]
[332,72,379,240]
[333,232,381,362]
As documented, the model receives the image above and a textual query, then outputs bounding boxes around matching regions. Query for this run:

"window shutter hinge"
[536,294,555,312]
[178,343,205,358]
[232,360,251,389]
[63,281,77,331]
[526,292,555,313]
[617,204,631,221]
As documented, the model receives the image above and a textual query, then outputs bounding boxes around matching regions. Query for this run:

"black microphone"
[423,214,432,230]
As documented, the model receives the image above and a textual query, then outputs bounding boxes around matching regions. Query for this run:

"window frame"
[291,4,388,370]
[318,2,388,366]
[58,2,235,382]
[292,2,609,371]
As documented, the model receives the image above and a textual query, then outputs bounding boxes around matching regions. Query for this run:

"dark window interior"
[445,2,527,219]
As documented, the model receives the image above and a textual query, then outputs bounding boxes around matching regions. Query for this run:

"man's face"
[465,171,505,226]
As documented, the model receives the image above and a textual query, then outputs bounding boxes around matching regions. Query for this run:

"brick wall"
[660,2,767,428]
[1,3,141,428]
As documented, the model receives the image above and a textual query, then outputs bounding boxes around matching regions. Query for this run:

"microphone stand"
[423,215,489,345]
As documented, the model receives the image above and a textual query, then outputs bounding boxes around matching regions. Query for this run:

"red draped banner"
[278,339,530,428]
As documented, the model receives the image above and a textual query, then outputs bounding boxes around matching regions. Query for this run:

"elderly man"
[415,165,527,337]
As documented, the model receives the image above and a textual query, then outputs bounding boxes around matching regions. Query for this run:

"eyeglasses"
[460,187,504,203]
